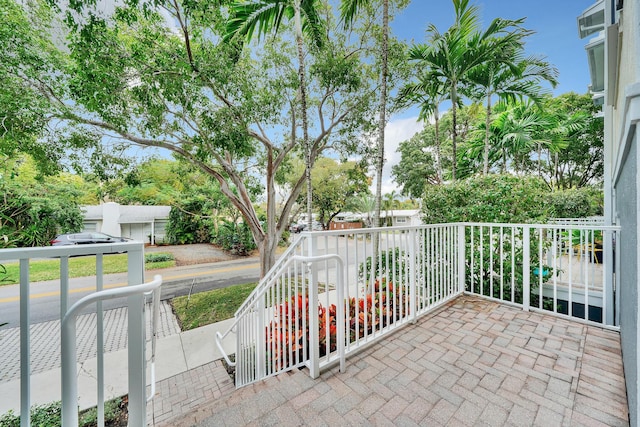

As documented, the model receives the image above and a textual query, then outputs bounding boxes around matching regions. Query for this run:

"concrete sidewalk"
[0,313,235,415]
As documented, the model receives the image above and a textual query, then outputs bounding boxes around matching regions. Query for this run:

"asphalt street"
[0,256,261,328]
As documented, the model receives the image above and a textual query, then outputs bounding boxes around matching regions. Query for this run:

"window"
[577,0,605,39]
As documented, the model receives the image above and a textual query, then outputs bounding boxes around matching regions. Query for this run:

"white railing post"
[409,229,417,322]
[335,256,346,373]
[522,226,531,311]
[307,235,320,378]
[61,316,79,427]
[256,297,266,380]
[61,274,161,427]
[19,259,30,427]
[603,228,615,325]
[458,225,466,295]
[127,246,146,426]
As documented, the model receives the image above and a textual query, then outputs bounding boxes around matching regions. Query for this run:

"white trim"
[612,83,640,186]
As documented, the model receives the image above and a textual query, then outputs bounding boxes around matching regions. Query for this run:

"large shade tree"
[1,0,378,275]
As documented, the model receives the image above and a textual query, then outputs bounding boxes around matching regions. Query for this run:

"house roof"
[81,204,171,223]
[81,205,104,220]
[379,209,420,218]
[118,205,171,224]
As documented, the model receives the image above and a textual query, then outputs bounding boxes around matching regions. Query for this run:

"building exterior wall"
[80,203,170,244]
[615,133,639,426]
[606,1,640,424]
[605,0,640,425]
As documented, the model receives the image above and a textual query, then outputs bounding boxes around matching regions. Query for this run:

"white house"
[379,209,422,227]
[82,202,171,245]
[331,209,423,227]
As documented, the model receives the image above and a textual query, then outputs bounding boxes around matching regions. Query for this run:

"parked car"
[50,232,132,246]
[289,223,305,233]
[290,222,324,233]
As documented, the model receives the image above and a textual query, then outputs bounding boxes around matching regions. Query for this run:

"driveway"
[146,243,238,266]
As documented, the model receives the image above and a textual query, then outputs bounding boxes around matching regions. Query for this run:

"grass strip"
[1,254,175,286]
[172,282,257,331]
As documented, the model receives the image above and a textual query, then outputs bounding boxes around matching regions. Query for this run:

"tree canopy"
[1,0,384,274]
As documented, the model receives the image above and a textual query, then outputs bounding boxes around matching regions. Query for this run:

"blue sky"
[378,0,597,193]
[393,0,595,95]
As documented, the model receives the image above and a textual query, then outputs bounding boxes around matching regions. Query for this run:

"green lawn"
[171,282,257,331]
[0,254,175,286]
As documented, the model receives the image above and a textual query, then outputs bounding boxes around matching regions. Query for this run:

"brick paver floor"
[153,295,628,427]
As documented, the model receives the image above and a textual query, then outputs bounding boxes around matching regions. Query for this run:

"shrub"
[0,401,61,427]
[145,252,175,263]
[265,278,409,370]
[546,187,603,218]
[0,397,125,427]
[166,198,212,244]
[421,174,550,224]
[358,248,407,282]
[212,220,256,255]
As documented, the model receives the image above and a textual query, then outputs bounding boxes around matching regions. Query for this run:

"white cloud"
[371,116,423,195]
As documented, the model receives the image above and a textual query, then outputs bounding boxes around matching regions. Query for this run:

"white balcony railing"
[0,242,159,427]
[217,221,619,388]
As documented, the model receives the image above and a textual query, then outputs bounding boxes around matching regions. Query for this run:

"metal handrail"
[61,275,162,427]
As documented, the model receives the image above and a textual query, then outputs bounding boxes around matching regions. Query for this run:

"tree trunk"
[372,0,389,230]
[451,83,458,181]
[434,105,442,182]
[293,0,312,231]
[258,234,277,277]
[483,90,492,175]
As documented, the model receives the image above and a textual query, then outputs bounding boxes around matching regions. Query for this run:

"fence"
[0,242,158,427]
[463,222,619,327]
[217,224,463,387]
[218,221,619,388]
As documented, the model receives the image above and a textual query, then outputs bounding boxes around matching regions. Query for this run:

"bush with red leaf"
[265,278,410,371]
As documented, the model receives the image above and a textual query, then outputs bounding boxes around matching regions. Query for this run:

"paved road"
[0,256,261,328]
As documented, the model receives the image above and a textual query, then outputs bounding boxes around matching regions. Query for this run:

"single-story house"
[330,209,423,228]
[82,202,171,245]
[379,209,422,227]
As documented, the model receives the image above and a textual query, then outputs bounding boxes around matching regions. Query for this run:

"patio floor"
[150,295,628,426]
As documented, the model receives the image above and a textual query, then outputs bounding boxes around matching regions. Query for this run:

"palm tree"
[340,0,390,229]
[408,0,528,180]
[348,193,375,228]
[398,72,449,182]
[382,190,399,225]
[225,0,325,231]
[467,53,559,175]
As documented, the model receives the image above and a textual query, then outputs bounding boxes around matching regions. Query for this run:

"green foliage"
[145,252,175,263]
[78,396,124,426]
[0,180,83,248]
[290,157,370,227]
[0,401,61,427]
[547,188,603,218]
[358,248,407,282]
[213,220,257,256]
[166,198,214,245]
[422,174,550,224]
[0,397,125,427]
